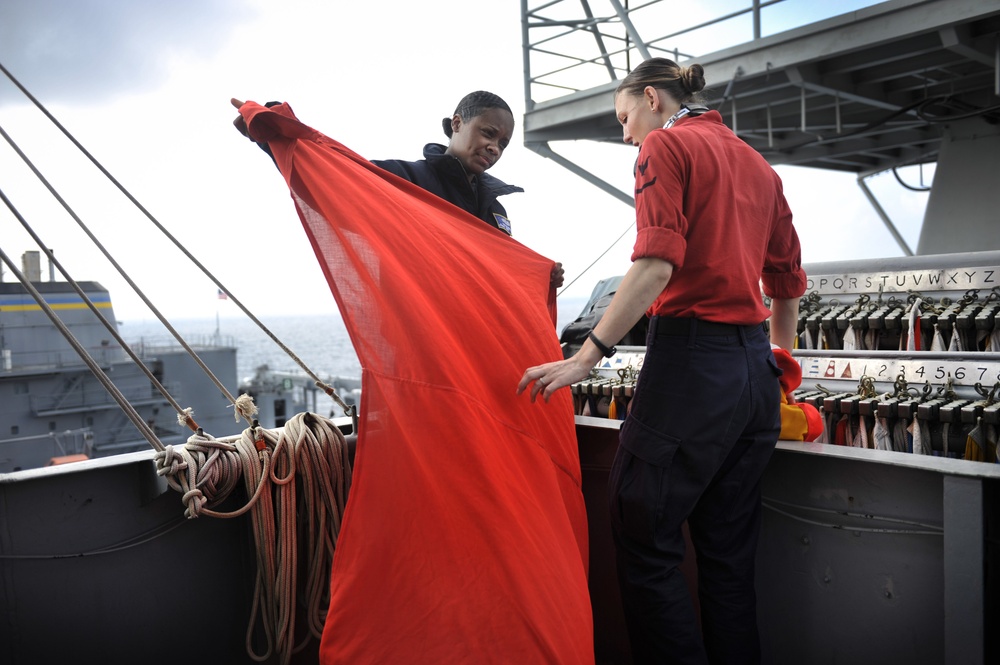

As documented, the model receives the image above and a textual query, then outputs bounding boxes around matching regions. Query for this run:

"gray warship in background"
[0,250,359,473]
[0,250,238,472]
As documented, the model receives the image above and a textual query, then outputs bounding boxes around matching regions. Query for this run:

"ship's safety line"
[0,60,355,425]
[0,178,211,433]
[0,242,164,451]
[2,61,352,665]
[0,120,248,431]
[557,216,635,298]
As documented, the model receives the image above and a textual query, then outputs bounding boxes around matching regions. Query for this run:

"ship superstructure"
[0,250,238,471]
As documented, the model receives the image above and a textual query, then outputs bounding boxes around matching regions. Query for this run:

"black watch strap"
[588,331,617,358]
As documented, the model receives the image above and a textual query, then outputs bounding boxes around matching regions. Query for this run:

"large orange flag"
[239,102,593,664]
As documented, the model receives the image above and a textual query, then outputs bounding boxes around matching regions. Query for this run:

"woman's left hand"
[517,356,593,403]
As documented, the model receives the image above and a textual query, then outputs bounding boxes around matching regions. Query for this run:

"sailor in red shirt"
[519,57,806,664]
[631,103,804,325]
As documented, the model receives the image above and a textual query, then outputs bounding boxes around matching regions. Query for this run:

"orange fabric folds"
[239,102,592,664]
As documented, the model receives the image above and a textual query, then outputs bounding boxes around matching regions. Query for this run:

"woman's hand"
[517,355,594,403]
[231,98,250,137]
[550,262,565,289]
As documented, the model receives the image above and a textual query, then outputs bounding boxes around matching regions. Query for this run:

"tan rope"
[153,412,351,665]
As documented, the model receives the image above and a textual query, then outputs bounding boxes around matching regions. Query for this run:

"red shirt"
[631,110,806,324]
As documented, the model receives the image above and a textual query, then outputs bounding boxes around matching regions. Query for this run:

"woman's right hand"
[517,355,595,403]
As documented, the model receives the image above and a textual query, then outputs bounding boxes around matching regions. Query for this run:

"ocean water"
[118,297,591,387]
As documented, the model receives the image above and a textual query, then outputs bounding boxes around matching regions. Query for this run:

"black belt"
[654,317,761,337]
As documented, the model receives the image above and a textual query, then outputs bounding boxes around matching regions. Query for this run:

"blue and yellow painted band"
[0,295,113,312]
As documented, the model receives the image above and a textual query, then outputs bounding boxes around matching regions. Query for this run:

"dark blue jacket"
[373,143,523,236]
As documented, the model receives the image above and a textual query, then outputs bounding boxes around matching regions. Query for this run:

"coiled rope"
[154,412,351,664]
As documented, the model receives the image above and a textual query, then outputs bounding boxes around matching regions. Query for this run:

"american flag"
[217,288,228,300]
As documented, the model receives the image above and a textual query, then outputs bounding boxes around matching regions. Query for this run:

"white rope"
[154,411,351,665]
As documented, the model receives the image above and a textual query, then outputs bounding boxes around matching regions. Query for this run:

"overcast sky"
[0,0,926,324]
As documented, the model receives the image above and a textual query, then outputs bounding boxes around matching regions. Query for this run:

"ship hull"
[2,418,996,664]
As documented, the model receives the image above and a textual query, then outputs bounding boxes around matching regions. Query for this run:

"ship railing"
[29,378,184,415]
[0,335,235,374]
[0,344,125,373]
[0,427,93,458]
[522,0,883,106]
[127,333,237,358]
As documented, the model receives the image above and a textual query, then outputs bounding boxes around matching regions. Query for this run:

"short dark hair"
[615,58,707,106]
[442,91,513,138]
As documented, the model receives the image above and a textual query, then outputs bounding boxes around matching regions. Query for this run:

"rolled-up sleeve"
[632,226,687,269]
[761,195,807,299]
[630,136,687,270]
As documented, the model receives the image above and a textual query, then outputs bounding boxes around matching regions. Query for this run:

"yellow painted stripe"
[0,302,114,312]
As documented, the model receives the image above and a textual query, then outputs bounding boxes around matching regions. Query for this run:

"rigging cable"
[557,217,635,298]
[0,60,353,422]
[0,239,162,450]
[0,125,205,431]
[0,200,348,665]
[1,61,351,665]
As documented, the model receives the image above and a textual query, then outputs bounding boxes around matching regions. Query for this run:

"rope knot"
[181,487,207,518]
[154,445,187,476]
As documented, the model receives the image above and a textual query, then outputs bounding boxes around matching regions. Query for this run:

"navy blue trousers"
[608,317,782,665]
